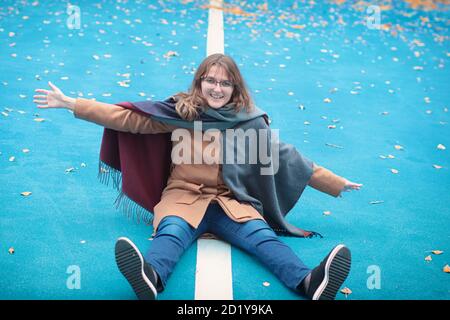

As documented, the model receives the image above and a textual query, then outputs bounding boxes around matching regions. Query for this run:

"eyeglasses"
[201,76,234,88]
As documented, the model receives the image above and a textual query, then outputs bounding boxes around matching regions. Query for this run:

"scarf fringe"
[98,160,154,225]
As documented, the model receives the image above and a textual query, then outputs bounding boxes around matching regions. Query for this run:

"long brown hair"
[173,54,254,121]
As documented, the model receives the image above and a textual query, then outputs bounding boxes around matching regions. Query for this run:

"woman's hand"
[342,179,363,193]
[33,81,76,111]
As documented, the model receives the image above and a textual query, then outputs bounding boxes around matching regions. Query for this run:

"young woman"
[34,53,362,300]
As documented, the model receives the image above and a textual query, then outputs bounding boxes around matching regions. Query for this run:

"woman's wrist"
[63,96,76,111]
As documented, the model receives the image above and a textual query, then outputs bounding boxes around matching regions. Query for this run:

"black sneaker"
[305,244,351,300]
[115,237,158,300]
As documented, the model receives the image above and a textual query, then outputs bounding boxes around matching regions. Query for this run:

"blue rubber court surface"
[1,0,449,300]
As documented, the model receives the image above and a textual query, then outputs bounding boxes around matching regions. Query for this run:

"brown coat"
[74,98,346,230]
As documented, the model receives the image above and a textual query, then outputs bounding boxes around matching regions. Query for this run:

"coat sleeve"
[73,98,176,134]
[308,163,346,197]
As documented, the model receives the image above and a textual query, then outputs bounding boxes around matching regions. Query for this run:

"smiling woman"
[32,52,361,301]
[173,53,254,120]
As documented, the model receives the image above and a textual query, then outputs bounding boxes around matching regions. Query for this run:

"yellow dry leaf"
[163,50,179,59]
[21,191,32,196]
[443,265,450,273]
[341,287,352,296]
[432,250,444,255]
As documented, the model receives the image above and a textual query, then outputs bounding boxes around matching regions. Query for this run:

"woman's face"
[201,65,234,109]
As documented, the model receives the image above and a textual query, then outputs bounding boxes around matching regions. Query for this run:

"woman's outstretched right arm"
[33,81,175,134]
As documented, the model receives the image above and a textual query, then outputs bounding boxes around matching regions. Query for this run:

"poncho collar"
[132,97,267,131]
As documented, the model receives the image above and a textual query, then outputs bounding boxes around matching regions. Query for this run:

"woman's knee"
[154,216,195,245]
[242,220,280,247]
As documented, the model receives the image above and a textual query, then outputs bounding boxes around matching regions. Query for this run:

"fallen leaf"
[8,247,15,254]
[391,169,399,174]
[425,255,432,262]
[323,211,331,216]
[432,250,444,255]
[34,118,45,122]
[65,167,75,173]
[22,149,30,153]
[21,191,32,196]
[444,265,450,273]
[328,125,336,129]
[341,287,352,296]
[325,143,344,149]
[263,281,270,287]
[9,156,15,162]
[394,145,404,150]
[324,98,332,103]
[432,164,442,169]
[163,50,179,59]
[437,144,446,150]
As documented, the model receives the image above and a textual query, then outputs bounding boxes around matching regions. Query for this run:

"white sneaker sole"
[115,237,157,300]
[312,244,351,300]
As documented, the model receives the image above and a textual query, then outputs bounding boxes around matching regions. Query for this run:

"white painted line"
[195,238,233,300]
[206,0,224,56]
[195,0,233,301]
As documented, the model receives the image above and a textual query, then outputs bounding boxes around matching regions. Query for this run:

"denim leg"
[144,215,204,291]
[208,209,311,291]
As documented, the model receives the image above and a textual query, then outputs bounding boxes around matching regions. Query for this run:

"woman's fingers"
[48,81,60,92]
[35,88,49,94]
[343,182,363,192]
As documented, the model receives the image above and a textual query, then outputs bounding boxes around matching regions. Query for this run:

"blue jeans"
[144,202,311,292]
